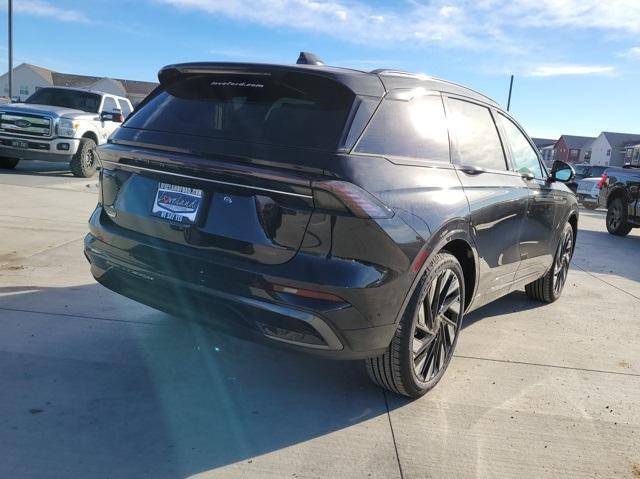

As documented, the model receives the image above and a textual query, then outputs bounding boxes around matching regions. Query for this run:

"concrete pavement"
[1,162,639,478]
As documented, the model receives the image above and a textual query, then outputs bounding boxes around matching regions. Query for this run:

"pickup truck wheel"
[365,252,464,398]
[70,138,97,178]
[606,197,632,236]
[0,157,19,169]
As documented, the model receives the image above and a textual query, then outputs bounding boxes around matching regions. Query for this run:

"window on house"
[569,149,579,161]
[19,86,29,95]
[584,150,591,160]
[606,149,611,156]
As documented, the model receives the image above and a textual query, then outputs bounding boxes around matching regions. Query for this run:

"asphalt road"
[1,161,639,478]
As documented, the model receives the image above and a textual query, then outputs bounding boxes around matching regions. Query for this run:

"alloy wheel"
[83,148,96,169]
[552,229,573,296]
[608,204,621,230]
[412,268,462,383]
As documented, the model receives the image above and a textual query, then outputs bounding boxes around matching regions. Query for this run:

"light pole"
[8,0,13,101]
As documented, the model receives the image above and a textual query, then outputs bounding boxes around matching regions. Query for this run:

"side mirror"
[100,111,124,123]
[100,111,114,122]
[550,160,575,183]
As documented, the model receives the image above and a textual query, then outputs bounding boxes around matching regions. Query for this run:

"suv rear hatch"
[98,64,381,265]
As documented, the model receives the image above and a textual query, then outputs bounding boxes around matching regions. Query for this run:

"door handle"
[458,165,485,175]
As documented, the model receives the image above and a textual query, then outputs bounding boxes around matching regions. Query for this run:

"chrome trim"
[101,159,314,199]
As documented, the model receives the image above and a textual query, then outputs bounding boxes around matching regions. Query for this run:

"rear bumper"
[84,207,402,359]
[577,193,598,204]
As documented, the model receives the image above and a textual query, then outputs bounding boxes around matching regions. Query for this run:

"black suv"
[84,59,578,398]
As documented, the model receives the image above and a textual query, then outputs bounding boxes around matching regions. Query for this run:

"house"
[589,132,640,167]
[0,63,158,105]
[554,135,596,164]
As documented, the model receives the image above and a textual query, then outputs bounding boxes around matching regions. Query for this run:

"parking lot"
[1,161,639,478]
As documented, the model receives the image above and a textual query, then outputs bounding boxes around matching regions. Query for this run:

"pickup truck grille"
[0,112,53,138]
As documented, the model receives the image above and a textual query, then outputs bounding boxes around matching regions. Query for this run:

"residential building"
[623,143,640,166]
[589,132,640,167]
[0,63,157,105]
[554,135,596,164]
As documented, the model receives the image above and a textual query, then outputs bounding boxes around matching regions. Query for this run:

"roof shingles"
[560,135,596,149]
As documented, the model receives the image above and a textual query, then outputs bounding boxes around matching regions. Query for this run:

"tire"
[0,157,19,169]
[525,222,574,303]
[70,138,98,178]
[606,197,632,236]
[366,252,465,399]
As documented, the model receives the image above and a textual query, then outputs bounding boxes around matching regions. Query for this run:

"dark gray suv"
[84,57,578,398]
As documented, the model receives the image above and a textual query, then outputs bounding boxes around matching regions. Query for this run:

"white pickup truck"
[0,86,133,177]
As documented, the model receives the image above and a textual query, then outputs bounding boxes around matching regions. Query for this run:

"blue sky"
[2,0,639,139]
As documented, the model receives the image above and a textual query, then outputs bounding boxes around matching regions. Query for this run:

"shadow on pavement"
[463,290,544,329]
[0,160,90,178]
[0,283,386,478]
[0,275,555,478]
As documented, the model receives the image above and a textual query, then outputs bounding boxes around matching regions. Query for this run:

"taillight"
[597,173,608,189]
[312,180,394,219]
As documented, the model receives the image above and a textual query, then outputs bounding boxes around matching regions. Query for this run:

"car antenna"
[296,52,324,65]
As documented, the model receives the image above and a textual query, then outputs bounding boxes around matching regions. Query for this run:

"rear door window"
[102,97,118,113]
[124,72,355,150]
[117,99,132,117]
[447,98,507,171]
[354,94,450,162]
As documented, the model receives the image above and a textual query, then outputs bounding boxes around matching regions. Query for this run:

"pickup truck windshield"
[25,88,101,113]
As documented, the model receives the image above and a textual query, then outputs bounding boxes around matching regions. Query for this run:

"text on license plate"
[12,140,28,149]
[151,182,203,224]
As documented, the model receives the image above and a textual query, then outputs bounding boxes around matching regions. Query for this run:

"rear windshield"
[124,72,355,150]
[25,88,101,113]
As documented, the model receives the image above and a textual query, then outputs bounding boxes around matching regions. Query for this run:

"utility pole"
[506,74,514,111]
[8,0,13,102]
